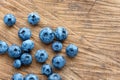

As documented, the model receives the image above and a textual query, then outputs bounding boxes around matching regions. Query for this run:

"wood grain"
[0,0,120,80]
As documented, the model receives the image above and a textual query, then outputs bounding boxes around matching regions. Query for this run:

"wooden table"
[0,0,120,80]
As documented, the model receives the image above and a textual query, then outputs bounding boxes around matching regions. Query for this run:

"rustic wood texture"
[0,0,120,80]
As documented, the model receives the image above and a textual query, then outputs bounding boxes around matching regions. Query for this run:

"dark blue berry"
[54,27,68,41]
[39,27,55,44]
[18,27,32,41]
[66,44,78,57]
[52,41,63,52]
[12,73,23,80]
[48,73,62,80]
[8,44,22,58]
[20,53,32,65]
[52,55,66,69]
[4,14,16,26]
[28,12,40,25]
[24,74,39,80]
[21,40,34,52]
[13,59,22,68]
[41,64,53,76]
[35,49,48,63]
[0,41,8,54]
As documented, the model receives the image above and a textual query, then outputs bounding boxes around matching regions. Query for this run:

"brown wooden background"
[0,0,120,80]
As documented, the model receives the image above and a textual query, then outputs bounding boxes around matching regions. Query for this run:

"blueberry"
[48,73,62,80]
[35,49,48,63]
[3,14,16,26]
[8,44,22,58]
[18,27,32,41]
[39,27,55,44]
[54,27,68,41]
[12,73,23,80]
[66,44,78,57]
[52,55,66,69]
[41,64,53,76]
[21,40,34,52]
[28,12,40,25]
[13,59,22,68]
[20,53,32,65]
[24,74,39,80]
[0,41,8,54]
[52,41,63,52]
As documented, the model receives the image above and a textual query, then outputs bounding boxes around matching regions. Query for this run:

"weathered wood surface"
[0,0,120,80]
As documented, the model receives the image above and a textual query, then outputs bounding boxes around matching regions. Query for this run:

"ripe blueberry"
[28,12,40,25]
[66,44,78,57]
[52,41,63,52]
[12,73,23,80]
[20,53,32,65]
[54,27,68,41]
[18,27,32,41]
[13,59,22,68]
[8,44,22,58]
[24,74,39,80]
[48,73,62,80]
[39,27,54,44]
[52,55,66,69]
[41,64,53,76]
[4,14,16,26]
[35,49,48,63]
[0,41,8,54]
[21,40,34,52]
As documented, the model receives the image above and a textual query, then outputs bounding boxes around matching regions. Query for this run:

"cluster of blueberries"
[1,12,78,80]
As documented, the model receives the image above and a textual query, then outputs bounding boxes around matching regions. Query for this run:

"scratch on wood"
[70,68,83,80]
[87,0,97,15]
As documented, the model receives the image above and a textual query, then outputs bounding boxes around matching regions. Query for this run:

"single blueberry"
[12,73,23,80]
[39,27,55,44]
[8,44,22,58]
[24,74,39,80]
[41,64,53,76]
[13,59,22,68]
[21,40,34,52]
[18,27,32,41]
[20,53,32,65]
[54,27,68,41]
[52,55,66,69]
[0,41,8,54]
[48,73,62,80]
[52,41,63,52]
[28,12,40,25]
[35,49,48,63]
[3,14,16,26]
[66,44,78,57]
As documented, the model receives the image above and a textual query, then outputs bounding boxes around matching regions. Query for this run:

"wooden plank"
[0,0,120,80]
